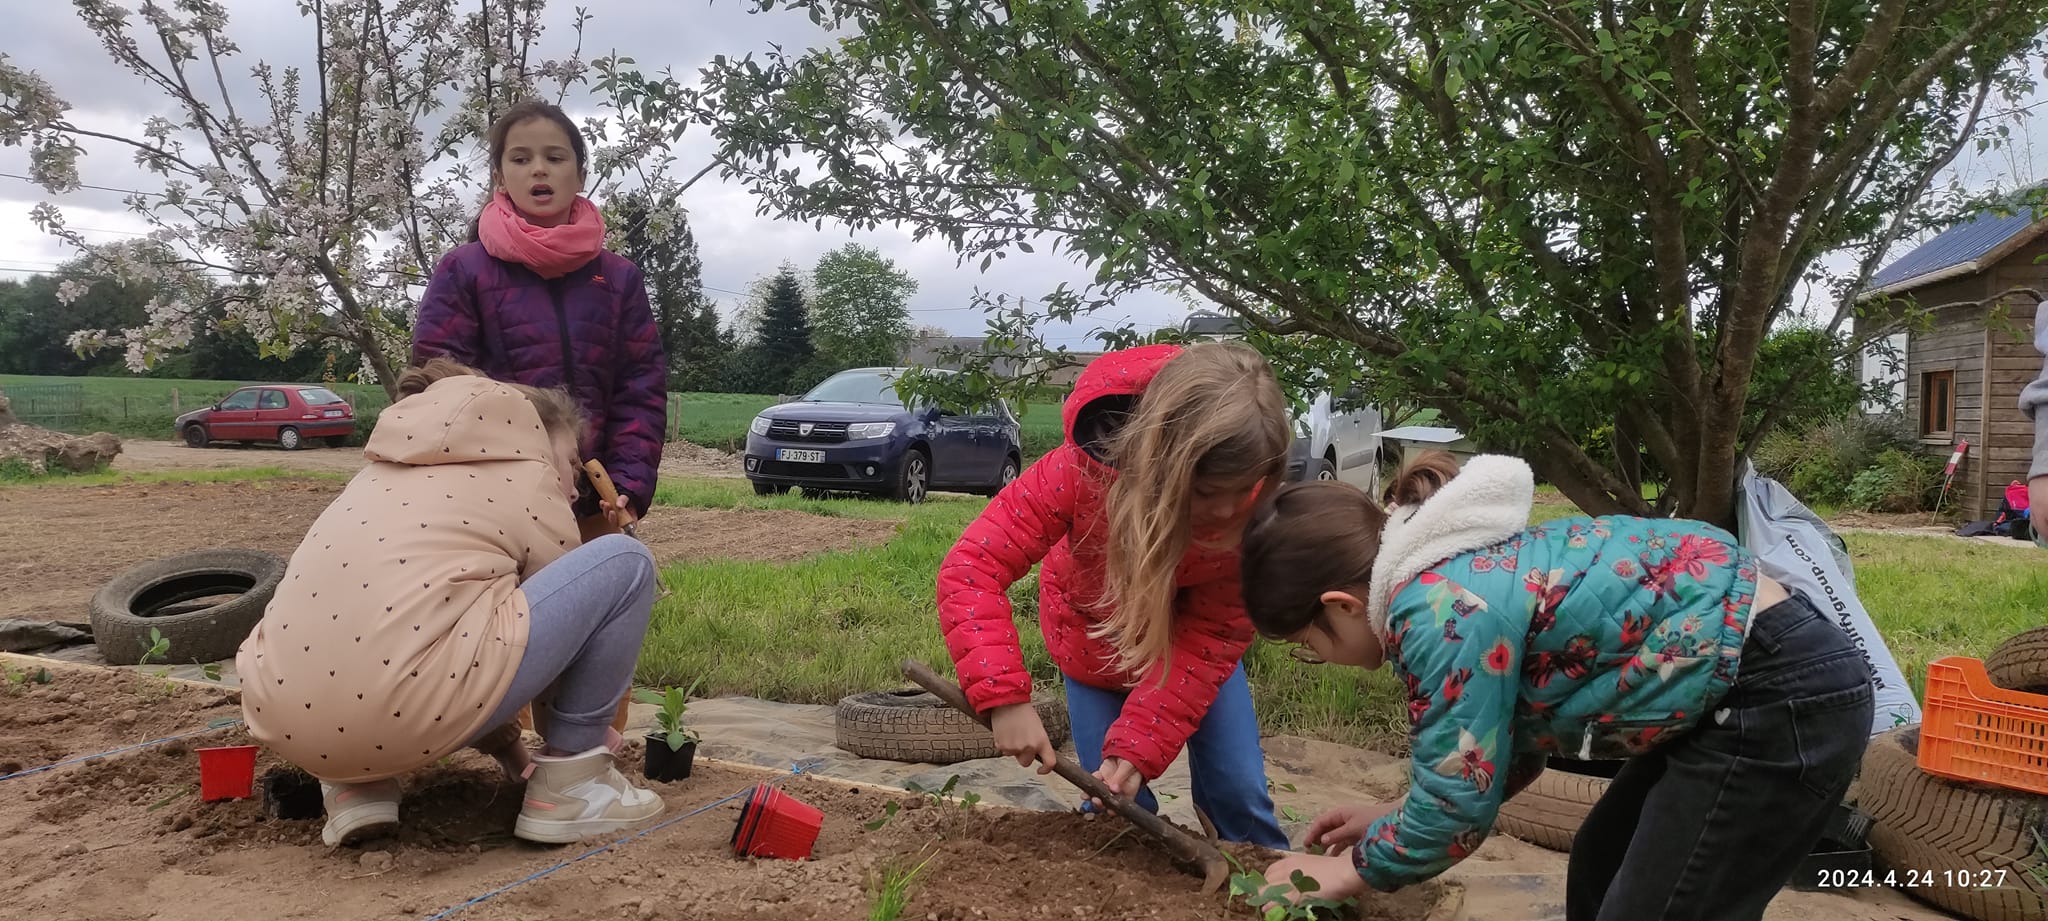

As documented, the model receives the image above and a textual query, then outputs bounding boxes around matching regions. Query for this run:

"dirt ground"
[0,478,896,623]
[115,438,747,481]
[0,668,1457,921]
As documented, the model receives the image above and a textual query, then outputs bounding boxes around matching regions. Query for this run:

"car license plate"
[776,448,825,463]
[324,409,344,417]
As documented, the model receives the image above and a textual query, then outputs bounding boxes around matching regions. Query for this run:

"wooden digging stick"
[899,658,1232,894]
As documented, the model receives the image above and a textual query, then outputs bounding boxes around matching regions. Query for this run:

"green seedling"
[1269,781,1298,794]
[148,785,193,812]
[866,776,980,830]
[1225,852,1357,921]
[631,676,704,752]
[1,663,52,691]
[138,628,170,666]
[200,662,223,682]
[863,801,902,831]
[1281,806,1308,824]
[865,849,938,921]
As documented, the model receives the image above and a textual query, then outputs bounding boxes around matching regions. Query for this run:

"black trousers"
[1566,594,1876,921]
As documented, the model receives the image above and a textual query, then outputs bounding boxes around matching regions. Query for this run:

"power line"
[0,171,168,199]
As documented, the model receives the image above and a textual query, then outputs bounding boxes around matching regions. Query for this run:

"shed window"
[1920,370,1955,439]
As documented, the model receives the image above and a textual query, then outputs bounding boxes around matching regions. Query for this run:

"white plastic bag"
[1735,462,1922,733]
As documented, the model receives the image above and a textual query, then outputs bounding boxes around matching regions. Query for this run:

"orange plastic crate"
[1917,655,2048,795]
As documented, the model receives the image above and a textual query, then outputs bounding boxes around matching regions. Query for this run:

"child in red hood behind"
[936,341,1292,849]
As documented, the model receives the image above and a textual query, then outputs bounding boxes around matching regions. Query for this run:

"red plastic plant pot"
[730,783,823,860]
[197,745,260,802]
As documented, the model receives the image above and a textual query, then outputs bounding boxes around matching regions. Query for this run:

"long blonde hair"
[1093,341,1291,679]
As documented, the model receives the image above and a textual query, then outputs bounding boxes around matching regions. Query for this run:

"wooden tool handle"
[581,460,634,523]
[899,658,1231,891]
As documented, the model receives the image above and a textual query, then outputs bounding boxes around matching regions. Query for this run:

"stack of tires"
[1496,626,2048,921]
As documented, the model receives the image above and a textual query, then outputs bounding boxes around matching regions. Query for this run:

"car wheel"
[1310,456,1337,481]
[894,448,930,504]
[324,435,349,449]
[979,456,1021,497]
[183,425,210,449]
[277,426,302,451]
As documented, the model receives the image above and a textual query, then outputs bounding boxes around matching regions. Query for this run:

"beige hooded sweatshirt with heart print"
[237,375,578,782]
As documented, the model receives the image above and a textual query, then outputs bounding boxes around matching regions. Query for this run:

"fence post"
[171,388,180,415]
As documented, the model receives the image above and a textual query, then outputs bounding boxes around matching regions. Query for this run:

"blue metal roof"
[1869,204,2042,292]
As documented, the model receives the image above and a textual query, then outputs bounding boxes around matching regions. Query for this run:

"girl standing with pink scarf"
[412,101,668,544]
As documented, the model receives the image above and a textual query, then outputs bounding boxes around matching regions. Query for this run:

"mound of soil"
[0,666,240,775]
[0,394,120,475]
[0,678,1454,921]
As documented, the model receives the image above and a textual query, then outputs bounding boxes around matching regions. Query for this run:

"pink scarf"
[477,190,606,279]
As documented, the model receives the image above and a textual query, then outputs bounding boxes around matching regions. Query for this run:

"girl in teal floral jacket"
[1240,453,1874,921]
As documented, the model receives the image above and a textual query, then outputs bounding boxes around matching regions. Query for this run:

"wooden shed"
[1857,203,2044,519]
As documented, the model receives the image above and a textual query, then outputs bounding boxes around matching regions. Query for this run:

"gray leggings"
[477,533,656,754]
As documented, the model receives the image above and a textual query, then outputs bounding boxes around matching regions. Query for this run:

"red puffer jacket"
[935,344,1257,781]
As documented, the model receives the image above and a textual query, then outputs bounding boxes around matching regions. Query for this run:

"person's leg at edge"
[1563,752,1665,921]
[1062,673,1162,815]
[476,533,656,755]
[1584,597,1875,921]
[1182,662,1289,849]
[471,533,666,843]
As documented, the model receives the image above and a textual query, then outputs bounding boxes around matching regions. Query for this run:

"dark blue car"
[743,368,1024,503]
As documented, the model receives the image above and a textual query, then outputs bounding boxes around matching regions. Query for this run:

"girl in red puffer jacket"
[936,340,1292,849]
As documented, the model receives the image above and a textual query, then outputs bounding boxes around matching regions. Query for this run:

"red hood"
[1062,343,1184,465]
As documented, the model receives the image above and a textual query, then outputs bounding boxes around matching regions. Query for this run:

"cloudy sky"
[4,1,2044,354]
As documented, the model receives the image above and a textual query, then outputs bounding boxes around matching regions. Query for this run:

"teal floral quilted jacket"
[1351,456,1761,892]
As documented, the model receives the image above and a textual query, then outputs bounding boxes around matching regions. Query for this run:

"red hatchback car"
[176,384,358,450]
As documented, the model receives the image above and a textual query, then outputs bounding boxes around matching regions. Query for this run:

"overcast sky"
[5,1,2044,354]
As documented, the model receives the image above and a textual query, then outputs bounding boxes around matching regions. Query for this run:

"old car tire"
[277,426,302,451]
[90,549,286,666]
[1494,757,1621,853]
[835,689,1069,764]
[183,424,209,449]
[1857,727,2048,921]
[1986,626,2048,695]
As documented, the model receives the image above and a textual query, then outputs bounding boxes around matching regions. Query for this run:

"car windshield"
[800,371,911,406]
[299,387,346,406]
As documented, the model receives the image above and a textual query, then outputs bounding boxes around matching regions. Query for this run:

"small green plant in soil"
[1,662,53,692]
[138,627,170,665]
[1226,853,1357,921]
[200,662,223,682]
[865,849,938,921]
[632,677,704,751]
[864,776,980,830]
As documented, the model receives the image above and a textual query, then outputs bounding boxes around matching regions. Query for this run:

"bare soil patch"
[0,667,240,775]
[2,479,895,624]
[0,670,1453,921]
[659,440,743,479]
[115,439,371,475]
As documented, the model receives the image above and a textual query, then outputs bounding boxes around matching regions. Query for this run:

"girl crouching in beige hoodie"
[238,359,663,846]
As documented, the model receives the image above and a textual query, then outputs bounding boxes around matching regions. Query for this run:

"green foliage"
[631,677,704,751]
[610,190,732,392]
[137,627,170,666]
[1,662,54,693]
[1849,449,1945,513]
[1754,414,1915,506]
[865,850,938,921]
[810,243,917,372]
[752,265,817,395]
[665,0,2048,525]
[1225,853,1355,921]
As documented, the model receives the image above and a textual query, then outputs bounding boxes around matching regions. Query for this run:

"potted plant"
[633,678,703,782]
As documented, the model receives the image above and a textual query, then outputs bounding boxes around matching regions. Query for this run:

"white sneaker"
[513,747,665,844]
[320,779,401,847]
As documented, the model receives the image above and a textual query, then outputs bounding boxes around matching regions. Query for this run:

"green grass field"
[636,478,2042,752]
[0,373,1068,457]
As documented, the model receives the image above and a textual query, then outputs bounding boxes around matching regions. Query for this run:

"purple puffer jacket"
[412,242,667,518]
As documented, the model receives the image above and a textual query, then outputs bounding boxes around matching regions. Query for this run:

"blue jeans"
[1064,663,1289,849]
